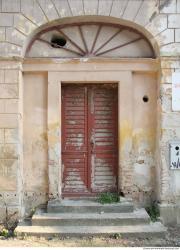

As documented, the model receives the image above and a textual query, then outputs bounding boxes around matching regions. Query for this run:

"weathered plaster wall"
[23,72,48,214]
[0,0,180,223]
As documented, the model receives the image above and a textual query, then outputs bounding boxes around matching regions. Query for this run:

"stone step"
[32,209,150,226]
[16,222,167,238]
[47,199,134,213]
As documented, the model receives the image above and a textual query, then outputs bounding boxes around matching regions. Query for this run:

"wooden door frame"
[23,58,158,201]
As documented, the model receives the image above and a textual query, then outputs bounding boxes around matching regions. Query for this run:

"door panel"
[88,86,118,192]
[62,84,118,196]
[62,86,89,194]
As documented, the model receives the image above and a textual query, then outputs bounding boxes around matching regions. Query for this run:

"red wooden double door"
[62,84,118,196]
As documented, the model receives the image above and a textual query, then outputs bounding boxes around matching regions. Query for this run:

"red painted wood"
[62,84,118,196]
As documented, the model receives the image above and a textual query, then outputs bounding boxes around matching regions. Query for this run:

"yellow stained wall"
[23,72,48,213]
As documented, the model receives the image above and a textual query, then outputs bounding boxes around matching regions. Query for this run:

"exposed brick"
[4,70,19,84]
[0,13,13,26]
[168,14,180,28]
[0,114,18,128]
[2,0,20,12]
[175,29,180,42]
[0,85,18,99]
[5,129,18,143]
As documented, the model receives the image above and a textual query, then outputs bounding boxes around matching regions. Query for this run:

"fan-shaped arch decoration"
[26,23,155,58]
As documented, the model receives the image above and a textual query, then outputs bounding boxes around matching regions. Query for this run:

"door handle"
[90,138,95,153]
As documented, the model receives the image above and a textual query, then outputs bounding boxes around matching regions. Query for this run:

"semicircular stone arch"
[26,21,155,59]
[13,0,170,59]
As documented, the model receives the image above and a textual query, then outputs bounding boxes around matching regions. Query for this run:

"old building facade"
[0,0,180,225]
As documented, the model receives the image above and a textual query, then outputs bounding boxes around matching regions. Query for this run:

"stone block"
[156,29,174,46]
[0,159,18,191]
[135,0,159,26]
[161,68,174,83]
[37,0,59,20]
[123,0,142,21]
[145,14,167,36]
[6,28,26,47]
[0,43,22,57]
[158,203,177,225]
[110,0,128,18]
[0,28,5,42]
[0,99,5,113]
[5,129,18,143]
[68,0,84,16]
[0,69,4,83]
[98,0,113,16]
[0,144,18,159]
[159,0,176,13]
[0,129,4,143]
[84,0,99,15]
[0,144,4,158]
[52,0,72,17]
[0,84,18,99]
[21,0,47,26]
[168,14,180,28]
[161,112,180,128]
[2,192,19,206]
[175,29,180,42]
[4,70,19,84]
[177,0,180,13]
[2,0,20,12]
[14,14,37,36]
[0,13,13,26]
[4,99,18,114]
[0,114,18,128]
[161,58,180,69]
[3,144,18,159]
[160,43,180,56]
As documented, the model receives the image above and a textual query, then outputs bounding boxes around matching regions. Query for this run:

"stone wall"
[0,0,180,223]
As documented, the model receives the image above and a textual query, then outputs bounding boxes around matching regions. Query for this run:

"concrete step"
[47,199,134,213]
[32,209,150,226]
[16,222,167,238]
